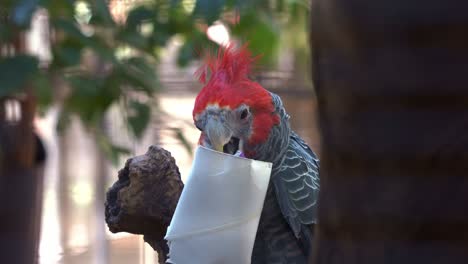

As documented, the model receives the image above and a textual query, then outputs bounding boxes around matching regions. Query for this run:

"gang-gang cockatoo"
[192,45,320,263]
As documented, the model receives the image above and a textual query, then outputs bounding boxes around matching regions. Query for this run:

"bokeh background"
[0,0,318,263]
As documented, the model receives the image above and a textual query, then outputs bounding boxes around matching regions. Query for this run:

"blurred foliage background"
[0,0,310,162]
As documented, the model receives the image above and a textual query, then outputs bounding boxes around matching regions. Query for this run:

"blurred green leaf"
[177,39,194,67]
[53,19,116,63]
[192,31,218,57]
[90,0,115,26]
[50,22,115,64]
[170,0,182,8]
[12,0,38,27]
[34,72,53,113]
[53,39,83,67]
[56,108,72,133]
[193,0,225,25]
[117,57,158,94]
[225,0,251,9]
[150,25,171,47]
[117,30,149,50]
[53,18,89,43]
[126,5,154,29]
[87,36,117,63]
[0,55,38,97]
[176,31,216,67]
[0,0,308,163]
[0,24,13,42]
[166,5,193,35]
[2,0,18,8]
[127,100,151,138]
[232,11,279,64]
[66,75,117,124]
[39,0,74,17]
[107,144,131,166]
[169,127,193,156]
[55,47,82,66]
[97,132,130,165]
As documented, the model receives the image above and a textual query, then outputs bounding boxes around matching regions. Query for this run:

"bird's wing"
[272,131,320,239]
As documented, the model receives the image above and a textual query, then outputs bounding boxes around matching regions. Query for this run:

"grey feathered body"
[250,93,320,264]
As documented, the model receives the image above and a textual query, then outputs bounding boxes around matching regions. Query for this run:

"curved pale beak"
[205,117,232,152]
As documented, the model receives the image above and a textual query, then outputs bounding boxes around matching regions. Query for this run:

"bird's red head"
[193,44,279,154]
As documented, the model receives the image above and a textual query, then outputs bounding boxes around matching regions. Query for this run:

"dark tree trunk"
[310,1,468,263]
[0,93,43,264]
[0,30,44,264]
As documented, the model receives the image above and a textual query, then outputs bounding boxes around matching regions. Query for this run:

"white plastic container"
[165,146,272,264]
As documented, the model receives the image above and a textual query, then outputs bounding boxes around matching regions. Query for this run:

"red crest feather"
[195,43,257,85]
[193,44,279,146]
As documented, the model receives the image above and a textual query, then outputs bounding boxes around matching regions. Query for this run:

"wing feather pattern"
[272,132,320,239]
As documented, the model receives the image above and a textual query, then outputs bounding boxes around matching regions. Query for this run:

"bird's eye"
[240,109,249,120]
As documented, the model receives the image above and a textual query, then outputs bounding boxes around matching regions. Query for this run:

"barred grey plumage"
[251,92,320,263]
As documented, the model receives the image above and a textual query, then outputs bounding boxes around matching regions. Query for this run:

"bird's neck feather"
[246,93,290,164]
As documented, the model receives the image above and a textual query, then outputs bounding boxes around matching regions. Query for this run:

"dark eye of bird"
[240,109,249,120]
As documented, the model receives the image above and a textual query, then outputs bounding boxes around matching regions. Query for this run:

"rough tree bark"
[105,146,184,264]
[310,0,468,263]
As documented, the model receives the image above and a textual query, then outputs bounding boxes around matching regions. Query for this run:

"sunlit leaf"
[0,55,39,97]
